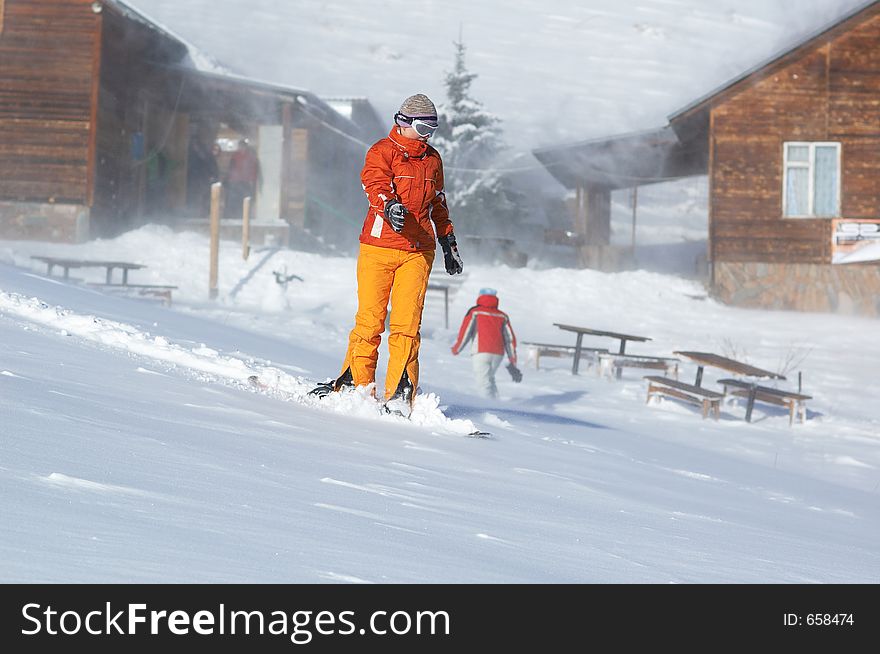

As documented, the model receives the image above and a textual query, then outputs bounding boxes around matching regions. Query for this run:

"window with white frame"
[783,142,841,218]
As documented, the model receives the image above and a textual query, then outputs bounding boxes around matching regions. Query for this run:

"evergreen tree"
[433,40,526,239]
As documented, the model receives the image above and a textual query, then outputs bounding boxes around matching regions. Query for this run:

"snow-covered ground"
[1,225,878,583]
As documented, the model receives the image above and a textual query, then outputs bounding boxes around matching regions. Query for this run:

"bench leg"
[703,399,720,420]
[572,333,584,375]
[745,384,758,422]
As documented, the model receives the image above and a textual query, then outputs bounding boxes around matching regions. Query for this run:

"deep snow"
[1,226,878,583]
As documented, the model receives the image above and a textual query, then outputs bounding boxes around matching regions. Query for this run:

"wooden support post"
[242,196,252,260]
[631,185,638,253]
[209,182,221,300]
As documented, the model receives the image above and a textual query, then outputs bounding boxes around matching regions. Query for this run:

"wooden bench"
[522,342,608,370]
[644,375,723,420]
[718,378,812,425]
[600,353,680,379]
[87,283,178,306]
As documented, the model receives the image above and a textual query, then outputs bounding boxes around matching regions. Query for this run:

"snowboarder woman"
[451,288,521,399]
[312,93,464,411]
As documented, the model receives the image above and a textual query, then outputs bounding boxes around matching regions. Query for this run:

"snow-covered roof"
[99,1,367,141]
[532,126,706,190]
[669,0,880,123]
[102,0,232,75]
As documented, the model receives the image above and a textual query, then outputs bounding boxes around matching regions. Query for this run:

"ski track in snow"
[0,289,479,437]
[40,472,159,499]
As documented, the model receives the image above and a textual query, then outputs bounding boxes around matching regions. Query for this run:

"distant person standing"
[451,288,521,399]
[224,139,260,219]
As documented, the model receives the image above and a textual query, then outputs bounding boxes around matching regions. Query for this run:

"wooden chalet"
[534,0,880,316]
[0,0,375,249]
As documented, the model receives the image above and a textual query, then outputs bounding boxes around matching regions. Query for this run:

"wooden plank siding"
[709,11,880,266]
[0,0,100,204]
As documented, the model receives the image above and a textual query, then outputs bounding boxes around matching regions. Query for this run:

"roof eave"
[668,0,880,125]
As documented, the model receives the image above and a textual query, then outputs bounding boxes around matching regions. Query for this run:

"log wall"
[710,12,880,266]
[0,0,99,209]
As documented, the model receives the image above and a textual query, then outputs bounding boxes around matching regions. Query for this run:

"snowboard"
[248,375,491,438]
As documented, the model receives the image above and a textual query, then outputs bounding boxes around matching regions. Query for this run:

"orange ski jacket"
[359,128,454,252]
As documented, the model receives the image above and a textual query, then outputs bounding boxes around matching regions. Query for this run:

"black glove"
[384,200,406,233]
[438,233,464,275]
[506,363,522,383]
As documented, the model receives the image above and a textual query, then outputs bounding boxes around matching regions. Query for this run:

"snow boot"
[308,368,354,398]
[383,370,414,417]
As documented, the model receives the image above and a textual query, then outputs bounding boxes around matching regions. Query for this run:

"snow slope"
[1,226,878,583]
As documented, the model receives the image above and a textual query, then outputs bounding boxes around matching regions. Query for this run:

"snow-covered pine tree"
[432,40,526,240]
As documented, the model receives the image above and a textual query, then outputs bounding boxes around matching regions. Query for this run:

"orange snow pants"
[340,243,435,400]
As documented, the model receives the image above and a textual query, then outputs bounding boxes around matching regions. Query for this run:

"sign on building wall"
[831,219,880,264]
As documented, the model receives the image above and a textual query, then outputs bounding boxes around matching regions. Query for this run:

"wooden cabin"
[0,0,374,250]
[534,0,880,316]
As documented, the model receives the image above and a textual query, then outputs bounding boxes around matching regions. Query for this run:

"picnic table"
[553,323,652,374]
[31,255,177,305]
[31,256,146,285]
[673,351,785,387]
[672,351,792,423]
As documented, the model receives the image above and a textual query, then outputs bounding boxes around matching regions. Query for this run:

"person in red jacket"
[451,288,521,399]
[224,139,261,220]
[311,93,464,412]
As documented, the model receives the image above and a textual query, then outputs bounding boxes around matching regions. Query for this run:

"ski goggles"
[394,112,439,138]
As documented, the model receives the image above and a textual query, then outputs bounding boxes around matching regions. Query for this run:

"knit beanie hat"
[398,93,437,118]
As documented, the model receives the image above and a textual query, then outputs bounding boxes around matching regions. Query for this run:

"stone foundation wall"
[0,202,90,243]
[713,261,880,316]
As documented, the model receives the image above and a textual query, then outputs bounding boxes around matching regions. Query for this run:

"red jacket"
[227,148,259,185]
[451,294,517,364]
[359,128,454,252]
